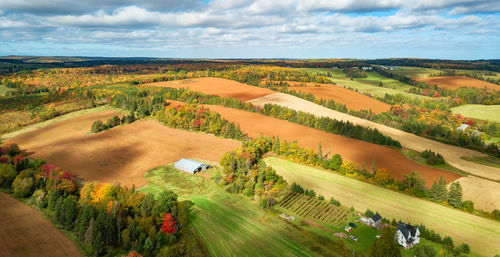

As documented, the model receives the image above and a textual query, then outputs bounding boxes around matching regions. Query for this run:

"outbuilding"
[174,159,210,174]
[368,213,382,228]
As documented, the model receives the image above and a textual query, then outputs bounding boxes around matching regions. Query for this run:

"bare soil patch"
[286,82,390,114]
[142,77,275,101]
[5,111,240,187]
[205,104,460,186]
[0,192,82,257]
[415,76,500,90]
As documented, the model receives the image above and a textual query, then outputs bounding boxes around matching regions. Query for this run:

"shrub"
[491,209,500,221]
[30,189,47,208]
[12,177,34,197]
[364,209,374,217]
[442,236,454,248]
[415,245,436,257]
[0,163,17,188]
[457,243,470,254]
[8,144,20,157]
[462,201,474,212]
[91,120,104,133]
[329,196,340,206]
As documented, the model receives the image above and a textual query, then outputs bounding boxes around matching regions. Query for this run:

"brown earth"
[204,104,460,186]
[0,192,82,257]
[5,111,240,187]
[285,81,391,114]
[415,76,500,90]
[142,77,275,101]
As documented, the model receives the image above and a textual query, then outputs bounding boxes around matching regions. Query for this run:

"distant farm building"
[361,67,373,71]
[396,222,420,249]
[368,213,382,227]
[174,159,210,174]
[457,123,470,131]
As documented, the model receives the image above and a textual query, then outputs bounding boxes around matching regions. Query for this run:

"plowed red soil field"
[285,81,390,113]
[5,111,240,187]
[415,76,500,90]
[142,77,275,101]
[204,104,460,186]
[0,192,82,257]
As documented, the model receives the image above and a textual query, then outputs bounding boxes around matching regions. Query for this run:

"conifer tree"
[448,181,463,208]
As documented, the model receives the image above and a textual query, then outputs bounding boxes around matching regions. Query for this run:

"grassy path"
[451,104,500,123]
[265,157,500,257]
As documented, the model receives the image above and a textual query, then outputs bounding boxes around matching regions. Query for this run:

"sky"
[0,0,499,59]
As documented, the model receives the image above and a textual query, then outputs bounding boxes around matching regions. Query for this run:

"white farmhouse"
[396,222,420,249]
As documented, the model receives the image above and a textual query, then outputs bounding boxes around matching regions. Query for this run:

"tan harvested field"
[265,157,500,257]
[415,76,500,90]
[286,82,391,114]
[5,110,240,187]
[249,93,500,210]
[0,192,82,257]
[204,104,460,186]
[142,77,275,101]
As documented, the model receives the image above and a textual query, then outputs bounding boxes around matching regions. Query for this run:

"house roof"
[397,222,418,240]
[371,213,382,222]
[174,159,208,172]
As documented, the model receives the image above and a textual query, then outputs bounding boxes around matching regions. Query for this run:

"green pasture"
[0,85,16,96]
[389,66,441,79]
[299,68,429,100]
[451,104,500,123]
[140,165,337,257]
[264,157,500,257]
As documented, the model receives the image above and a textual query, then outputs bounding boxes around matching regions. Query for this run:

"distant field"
[389,66,441,79]
[265,157,500,257]
[140,165,337,257]
[0,192,82,257]
[142,77,274,101]
[416,76,500,90]
[0,85,16,96]
[299,68,429,99]
[451,104,500,123]
[286,82,391,113]
[4,110,240,187]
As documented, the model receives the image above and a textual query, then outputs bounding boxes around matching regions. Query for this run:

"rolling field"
[0,85,16,96]
[389,66,441,79]
[142,77,275,101]
[4,110,240,187]
[286,82,391,113]
[0,192,82,257]
[265,157,500,257]
[451,104,500,123]
[140,165,337,257]
[299,68,429,99]
[279,192,349,224]
[204,104,460,186]
[415,76,500,90]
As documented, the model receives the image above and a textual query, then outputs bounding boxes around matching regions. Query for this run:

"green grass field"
[461,156,500,169]
[389,66,441,79]
[140,165,344,257]
[399,148,469,176]
[451,104,500,123]
[299,68,430,99]
[0,85,16,96]
[264,157,500,257]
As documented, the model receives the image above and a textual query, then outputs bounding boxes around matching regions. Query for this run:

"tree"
[0,164,17,188]
[161,213,176,234]
[369,226,401,257]
[448,181,462,208]
[442,236,454,249]
[462,200,474,212]
[430,176,447,202]
[340,160,357,177]
[457,243,470,254]
[141,194,155,217]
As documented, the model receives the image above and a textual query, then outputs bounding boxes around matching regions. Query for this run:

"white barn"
[396,222,420,249]
[174,159,210,174]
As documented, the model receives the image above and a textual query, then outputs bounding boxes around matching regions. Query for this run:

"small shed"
[368,213,382,228]
[174,159,210,174]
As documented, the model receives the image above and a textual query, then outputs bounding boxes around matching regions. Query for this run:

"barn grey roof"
[371,213,382,222]
[174,159,208,172]
[397,222,417,240]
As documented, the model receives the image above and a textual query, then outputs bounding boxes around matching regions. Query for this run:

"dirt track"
[205,104,460,187]
[0,192,82,257]
[415,76,500,90]
[285,81,391,114]
[249,93,500,211]
[142,77,275,101]
[5,111,240,187]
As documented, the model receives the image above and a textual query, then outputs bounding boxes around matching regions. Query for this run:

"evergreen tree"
[48,189,58,211]
[448,181,463,208]
[55,196,64,225]
[62,196,78,230]
[370,226,401,257]
[141,194,155,217]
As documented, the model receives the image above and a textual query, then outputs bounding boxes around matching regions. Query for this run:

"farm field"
[142,77,275,101]
[287,82,391,113]
[415,76,500,90]
[388,66,441,78]
[3,109,240,187]
[451,104,500,123]
[140,165,338,257]
[0,85,16,96]
[248,93,500,181]
[204,104,460,186]
[265,157,500,257]
[0,192,82,257]
[299,68,429,99]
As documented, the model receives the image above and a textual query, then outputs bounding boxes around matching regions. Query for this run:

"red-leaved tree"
[161,213,176,234]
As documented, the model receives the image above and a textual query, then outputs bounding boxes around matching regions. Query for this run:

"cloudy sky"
[0,0,499,59]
